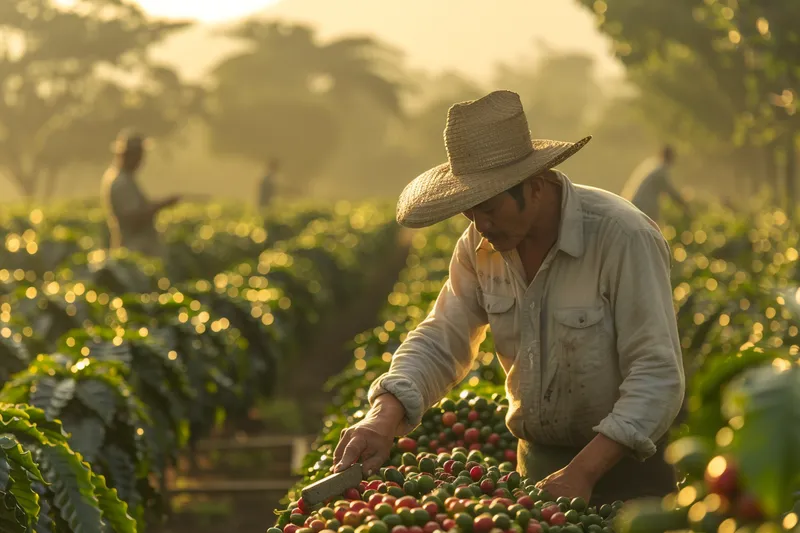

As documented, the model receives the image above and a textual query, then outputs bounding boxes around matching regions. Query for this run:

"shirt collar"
[474,170,584,258]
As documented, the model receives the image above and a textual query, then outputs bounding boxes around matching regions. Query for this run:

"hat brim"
[110,138,154,154]
[396,136,592,228]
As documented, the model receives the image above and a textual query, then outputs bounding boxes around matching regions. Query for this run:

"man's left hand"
[535,464,593,503]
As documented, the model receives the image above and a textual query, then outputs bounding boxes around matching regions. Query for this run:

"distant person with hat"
[101,130,181,257]
[332,91,684,505]
[621,145,689,224]
[259,158,280,209]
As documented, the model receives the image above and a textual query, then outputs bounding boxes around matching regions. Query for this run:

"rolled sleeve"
[369,229,489,432]
[593,227,685,460]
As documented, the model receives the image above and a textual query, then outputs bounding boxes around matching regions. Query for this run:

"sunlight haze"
[141,0,623,84]
[131,0,281,21]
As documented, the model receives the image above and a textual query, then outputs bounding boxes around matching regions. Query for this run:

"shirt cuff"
[368,373,425,432]
[593,413,658,461]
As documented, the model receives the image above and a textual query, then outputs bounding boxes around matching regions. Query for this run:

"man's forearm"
[667,186,688,210]
[371,392,408,436]
[568,433,627,485]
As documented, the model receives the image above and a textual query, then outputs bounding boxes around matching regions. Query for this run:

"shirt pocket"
[477,290,517,369]
[551,305,610,439]
[552,306,606,374]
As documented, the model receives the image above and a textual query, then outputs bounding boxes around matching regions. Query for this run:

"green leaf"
[89,470,137,533]
[0,417,49,448]
[722,362,800,517]
[0,405,31,421]
[0,492,27,533]
[275,507,292,528]
[39,443,104,533]
[29,377,76,421]
[615,498,689,533]
[34,481,57,533]
[18,405,70,443]
[2,438,46,484]
[27,376,54,409]
[61,416,106,464]
[74,380,118,426]
[50,379,77,419]
[8,461,40,528]
[691,347,777,403]
[100,444,139,512]
[0,449,10,490]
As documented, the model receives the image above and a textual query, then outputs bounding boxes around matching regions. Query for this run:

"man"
[259,158,280,209]
[102,130,180,258]
[332,91,685,505]
[621,145,689,223]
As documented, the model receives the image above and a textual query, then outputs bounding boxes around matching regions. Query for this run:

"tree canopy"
[0,0,200,198]
[205,20,406,194]
[574,0,799,200]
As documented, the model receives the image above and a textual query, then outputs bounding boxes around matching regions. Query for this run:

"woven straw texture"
[396,90,591,228]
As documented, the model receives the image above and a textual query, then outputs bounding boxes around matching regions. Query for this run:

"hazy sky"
[132,0,282,21]
[136,0,623,84]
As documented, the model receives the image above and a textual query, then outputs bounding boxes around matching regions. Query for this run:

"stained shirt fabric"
[368,171,685,460]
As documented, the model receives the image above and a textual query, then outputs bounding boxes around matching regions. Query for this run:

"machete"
[301,463,364,507]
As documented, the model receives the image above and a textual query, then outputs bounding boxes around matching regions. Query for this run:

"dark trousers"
[517,438,677,506]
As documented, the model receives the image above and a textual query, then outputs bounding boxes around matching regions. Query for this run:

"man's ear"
[529,175,546,198]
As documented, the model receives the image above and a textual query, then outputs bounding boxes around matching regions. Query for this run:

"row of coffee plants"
[0,200,398,533]
[615,200,800,532]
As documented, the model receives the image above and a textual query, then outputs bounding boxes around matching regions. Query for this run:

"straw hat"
[111,129,153,154]
[396,90,592,228]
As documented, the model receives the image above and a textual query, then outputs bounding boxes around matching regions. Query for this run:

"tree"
[696,0,800,206]
[490,47,660,190]
[401,71,485,170]
[205,20,406,194]
[0,0,200,199]
[573,0,800,203]
[493,47,602,142]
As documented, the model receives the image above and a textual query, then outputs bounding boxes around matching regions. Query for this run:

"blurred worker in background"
[102,129,181,258]
[621,144,690,225]
[259,158,280,209]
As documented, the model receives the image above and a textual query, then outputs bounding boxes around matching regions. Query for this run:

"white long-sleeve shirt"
[369,171,685,460]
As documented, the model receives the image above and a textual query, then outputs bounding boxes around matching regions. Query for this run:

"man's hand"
[536,433,627,502]
[333,394,406,476]
[535,464,593,502]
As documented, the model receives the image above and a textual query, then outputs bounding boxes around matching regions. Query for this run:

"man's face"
[462,177,544,252]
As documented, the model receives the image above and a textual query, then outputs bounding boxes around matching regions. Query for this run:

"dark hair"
[504,170,556,209]
[506,181,527,210]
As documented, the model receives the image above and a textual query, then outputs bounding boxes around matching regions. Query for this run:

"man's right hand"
[332,393,406,476]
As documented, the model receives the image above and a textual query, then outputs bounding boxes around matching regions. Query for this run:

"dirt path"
[275,227,413,429]
[155,228,413,533]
